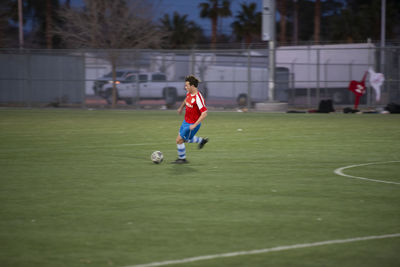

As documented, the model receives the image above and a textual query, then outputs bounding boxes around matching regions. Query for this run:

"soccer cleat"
[171,158,188,164]
[199,137,208,149]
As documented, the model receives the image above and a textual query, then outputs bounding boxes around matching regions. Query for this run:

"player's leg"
[176,134,186,159]
[188,135,208,149]
[186,124,208,149]
[172,122,189,164]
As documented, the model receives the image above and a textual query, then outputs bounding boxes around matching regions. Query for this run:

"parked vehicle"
[203,65,290,105]
[92,69,138,95]
[99,72,185,105]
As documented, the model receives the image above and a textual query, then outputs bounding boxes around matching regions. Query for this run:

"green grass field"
[0,109,399,267]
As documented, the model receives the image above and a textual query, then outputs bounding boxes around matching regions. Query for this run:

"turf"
[0,109,399,267]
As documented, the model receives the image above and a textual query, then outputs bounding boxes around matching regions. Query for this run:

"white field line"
[334,161,400,185]
[124,233,400,267]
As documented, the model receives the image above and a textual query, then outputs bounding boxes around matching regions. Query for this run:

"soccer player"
[173,75,208,164]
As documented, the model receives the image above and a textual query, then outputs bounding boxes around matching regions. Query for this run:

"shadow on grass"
[168,163,198,176]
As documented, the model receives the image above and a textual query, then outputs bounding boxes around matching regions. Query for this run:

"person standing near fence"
[173,75,208,164]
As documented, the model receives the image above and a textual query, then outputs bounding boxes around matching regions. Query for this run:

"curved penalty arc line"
[334,161,400,185]
[124,233,400,267]
[122,161,400,267]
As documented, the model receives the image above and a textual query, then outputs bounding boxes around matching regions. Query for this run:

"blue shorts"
[179,120,201,141]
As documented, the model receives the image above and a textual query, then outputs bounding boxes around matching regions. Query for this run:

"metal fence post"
[316,48,320,104]
[191,49,195,75]
[27,52,32,107]
[290,58,297,105]
[324,59,329,98]
[289,72,295,104]
[59,53,63,105]
[82,51,86,108]
[247,48,252,108]
[136,68,140,110]
[268,40,275,101]
[307,45,311,108]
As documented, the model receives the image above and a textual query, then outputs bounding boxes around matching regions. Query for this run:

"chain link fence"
[1,44,399,110]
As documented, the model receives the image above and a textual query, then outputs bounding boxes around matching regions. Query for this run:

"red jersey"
[185,91,207,124]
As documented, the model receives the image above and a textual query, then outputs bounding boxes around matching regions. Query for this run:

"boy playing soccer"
[173,75,208,164]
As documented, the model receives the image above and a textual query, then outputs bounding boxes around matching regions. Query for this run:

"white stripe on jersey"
[196,92,206,110]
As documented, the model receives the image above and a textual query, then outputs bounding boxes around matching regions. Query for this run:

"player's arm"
[189,111,207,130]
[177,98,186,114]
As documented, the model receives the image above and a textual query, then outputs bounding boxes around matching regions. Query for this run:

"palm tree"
[292,0,299,44]
[314,0,321,44]
[23,0,60,48]
[231,2,261,47]
[0,0,15,48]
[160,12,202,49]
[277,0,288,44]
[199,0,231,49]
[325,0,398,42]
[45,0,53,48]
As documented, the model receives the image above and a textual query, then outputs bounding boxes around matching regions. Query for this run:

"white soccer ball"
[151,151,163,164]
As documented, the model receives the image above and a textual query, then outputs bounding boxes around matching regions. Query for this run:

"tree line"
[0,0,399,49]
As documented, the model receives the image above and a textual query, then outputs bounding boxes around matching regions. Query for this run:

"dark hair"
[185,75,200,87]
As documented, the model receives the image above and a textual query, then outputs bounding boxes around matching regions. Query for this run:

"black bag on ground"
[343,107,359,113]
[385,103,400,113]
[317,100,335,113]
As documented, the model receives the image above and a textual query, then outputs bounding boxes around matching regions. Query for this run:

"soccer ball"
[151,151,163,164]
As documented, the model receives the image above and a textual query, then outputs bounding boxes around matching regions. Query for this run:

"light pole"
[380,0,386,73]
[262,0,276,102]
